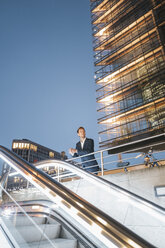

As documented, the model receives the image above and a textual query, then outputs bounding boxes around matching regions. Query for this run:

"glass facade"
[5,139,67,190]
[12,139,64,163]
[90,0,165,148]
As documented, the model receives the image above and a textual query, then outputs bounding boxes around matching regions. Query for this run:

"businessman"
[69,127,99,173]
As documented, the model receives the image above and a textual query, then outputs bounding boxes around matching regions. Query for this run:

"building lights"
[98,94,115,103]
[99,97,165,124]
[12,142,30,150]
[91,0,165,149]
[12,143,18,149]
[12,142,37,151]
[30,144,37,152]
[49,152,54,158]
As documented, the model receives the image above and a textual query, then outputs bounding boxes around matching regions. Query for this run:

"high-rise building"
[5,139,67,190]
[90,0,165,150]
[12,139,67,163]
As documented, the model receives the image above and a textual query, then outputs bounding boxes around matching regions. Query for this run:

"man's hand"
[69,148,77,155]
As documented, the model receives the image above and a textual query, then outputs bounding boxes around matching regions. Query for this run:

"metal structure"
[0,145,156,248]
[90,0,165,149]
[6,134,165,188]
[66,133,165,177]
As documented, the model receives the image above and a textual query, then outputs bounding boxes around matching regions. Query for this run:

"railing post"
[100,151,104,176]
[26,180,29,189]
[57,164,60,182]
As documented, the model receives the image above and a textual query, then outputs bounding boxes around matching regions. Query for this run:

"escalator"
[0,145,163,248]
[1,199,95,248]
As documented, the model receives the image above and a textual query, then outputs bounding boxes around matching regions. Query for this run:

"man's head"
[77,127,86,139]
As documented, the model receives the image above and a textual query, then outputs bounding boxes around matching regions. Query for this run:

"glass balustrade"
[1,146,151,248]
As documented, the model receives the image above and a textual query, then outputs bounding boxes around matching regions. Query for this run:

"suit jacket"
[74,138,99,172]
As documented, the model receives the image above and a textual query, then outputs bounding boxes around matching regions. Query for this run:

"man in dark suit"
[69,127,99,173]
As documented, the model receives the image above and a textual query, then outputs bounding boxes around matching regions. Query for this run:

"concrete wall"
[103,165,165,208]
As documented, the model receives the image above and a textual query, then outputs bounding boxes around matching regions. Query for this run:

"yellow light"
[76,202,84,208]
[49,152,54,158]
[30,144,37,152]
[12,143,18,149]
[24,143,30,149]
[34,145,37,152]
[98,27,106,36]
[100,116,118,124]
[98,95,113,103]
[96,217,107,225]
[97,47,162,84]
[32,205,40,210]
[100,96,165,124]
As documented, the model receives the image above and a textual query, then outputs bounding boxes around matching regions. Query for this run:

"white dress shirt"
[80,138,86,149]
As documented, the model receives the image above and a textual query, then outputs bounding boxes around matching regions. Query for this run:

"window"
[49,152,54,158]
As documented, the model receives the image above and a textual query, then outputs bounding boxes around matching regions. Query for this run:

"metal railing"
[66,133,165,176]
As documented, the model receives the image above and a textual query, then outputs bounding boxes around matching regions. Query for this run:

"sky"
[0,0,99,156]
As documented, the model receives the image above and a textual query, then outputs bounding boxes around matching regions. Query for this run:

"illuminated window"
[49,152,54,158]
[91,0,165,148]
[24,143,30,149]
[12,143,18,149]
[14,177,20,183]
[30,144,37,152]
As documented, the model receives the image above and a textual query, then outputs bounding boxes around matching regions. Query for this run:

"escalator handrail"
[0,145,155,248]
[35,158,165,214]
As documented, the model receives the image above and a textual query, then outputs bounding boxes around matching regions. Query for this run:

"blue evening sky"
[0,0,99,156]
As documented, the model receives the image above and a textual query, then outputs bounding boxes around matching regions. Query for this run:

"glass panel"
[0,155,114,248]
[0,163,57,248]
